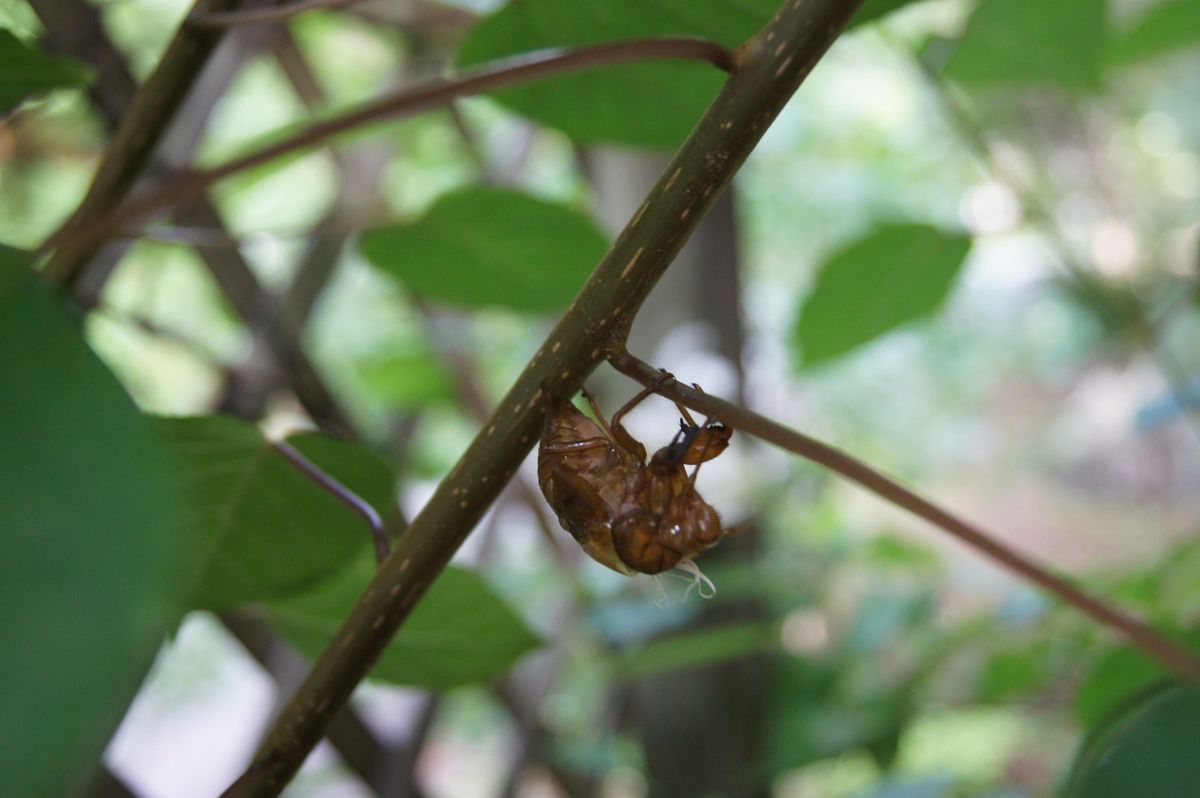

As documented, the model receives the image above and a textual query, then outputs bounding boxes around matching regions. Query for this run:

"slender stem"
[608,349,1200,681]
[219,3,865,794]
[272,441,389,563]
[43,37,734,260]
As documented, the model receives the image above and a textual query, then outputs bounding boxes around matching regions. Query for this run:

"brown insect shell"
[537,400,642,576]
[677,420,733,465]
[610,443,725,575]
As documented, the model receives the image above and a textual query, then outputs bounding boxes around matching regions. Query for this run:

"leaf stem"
[43,37,733,262]
[608,348,1200,682]
[218,3,865,794]
[272,441,389,563]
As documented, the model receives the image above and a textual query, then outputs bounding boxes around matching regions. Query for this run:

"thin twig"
[218,4,864,794]
[608,348,1200,681]
[43,37,734,260]
[272,441,389,562]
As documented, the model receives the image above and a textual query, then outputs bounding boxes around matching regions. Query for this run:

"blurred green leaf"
[266,557,541,689]
[356,351,457,409]
[1068,683,1200,798]
[0,247,186,796]
[456,0,921,148]
[360,187,609,313]
[159,416,394,609]
[1073,645,1169,727]
[794,223,971,367]
[765,655,905,775]
[617,620,778,680]
[0,29,90,114]
[944,0,1106,92]
[858,535,942,572]
[456,0,775,148]
[977,641,1056,703]
[1107,0,1200,67]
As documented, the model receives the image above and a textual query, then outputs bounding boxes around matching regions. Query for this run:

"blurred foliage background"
[2,0,1199,796]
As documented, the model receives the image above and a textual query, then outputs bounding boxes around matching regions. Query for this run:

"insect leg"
[580,387,618,442]
[610,369,677,460]
[609,388,656,461]
[686,431,717,492]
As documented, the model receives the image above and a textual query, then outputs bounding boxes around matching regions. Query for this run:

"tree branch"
[219,2,865,794]
[41,0,247,287]
[43,37,734,261]
[608,348,1200,682]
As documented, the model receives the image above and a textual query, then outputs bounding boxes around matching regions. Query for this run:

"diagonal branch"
[42,0,247,287]
[608,348,1200,682]
[43,37,734,261]
[219,1,866,794]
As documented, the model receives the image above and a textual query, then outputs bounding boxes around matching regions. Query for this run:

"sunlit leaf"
[1068,683,1200,798]
[0,247,186,796]
[266,557,541,689]
[159,416,394,610]
[0,29,90,114]
[360,187,610,313]
[944,0,1107,92]
[1108,0,1200,67]
[793,223,971,367]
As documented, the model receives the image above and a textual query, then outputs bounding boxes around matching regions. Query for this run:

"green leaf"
[1068,683,1200,798]
[858,535,941,571]
[1107,1,1200,67]
[266,557,542,689]
[456,0,776,148]
[158,416,395,610]
[0,247,186,796]
[455,0,924,148]
[944,0,1107,92]
[0,29,90,114]
[976,641,1056,702]
[764,654,905,775]
[617,620,778,680]
[1074,645,1169,727]
[360,187,610,313]
[356,351,457,409]
[793,223,971,367]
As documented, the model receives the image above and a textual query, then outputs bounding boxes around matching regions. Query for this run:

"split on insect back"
[537,374,741,598]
